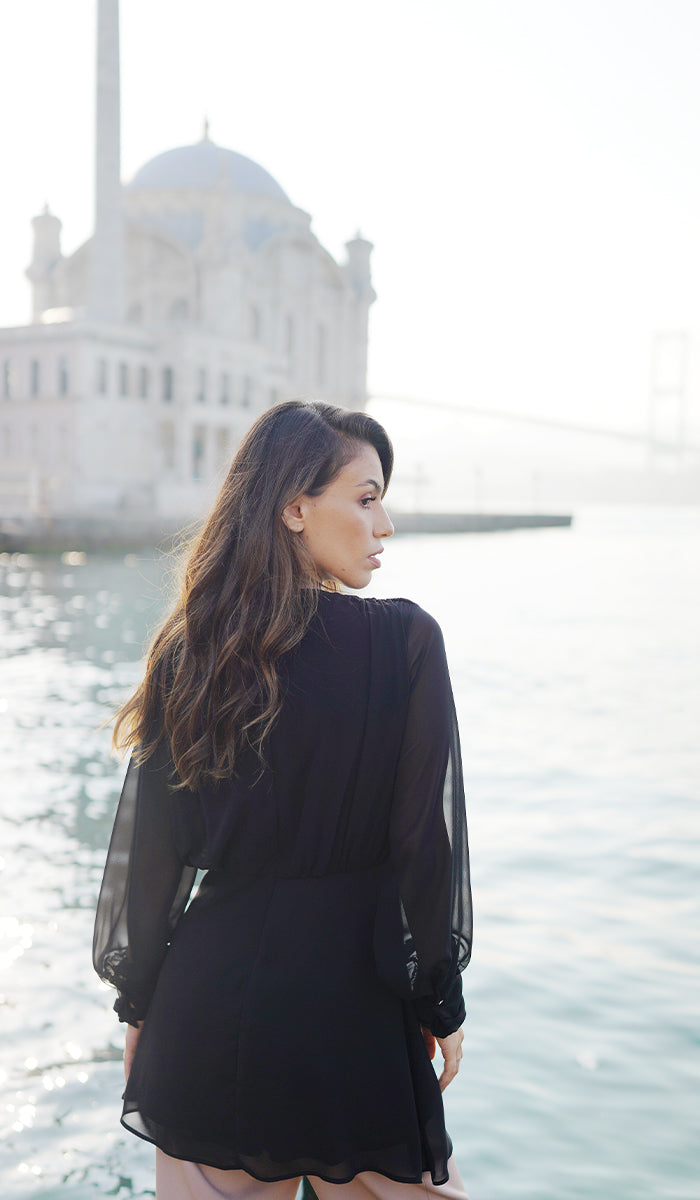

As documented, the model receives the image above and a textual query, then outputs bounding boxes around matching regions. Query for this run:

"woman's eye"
[360,496,377,507]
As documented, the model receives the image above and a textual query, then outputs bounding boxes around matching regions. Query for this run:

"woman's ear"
[282,500,305,532]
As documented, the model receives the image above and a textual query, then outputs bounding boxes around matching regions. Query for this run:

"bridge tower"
[648,331,690,468]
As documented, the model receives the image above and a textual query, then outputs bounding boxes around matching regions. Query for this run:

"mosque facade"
[0,0,374,523]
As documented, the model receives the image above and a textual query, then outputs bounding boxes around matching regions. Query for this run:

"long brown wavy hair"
[112,399,393,789]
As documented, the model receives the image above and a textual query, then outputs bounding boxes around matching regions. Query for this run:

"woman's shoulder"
[326,592,444,641]
[316,593,447,683]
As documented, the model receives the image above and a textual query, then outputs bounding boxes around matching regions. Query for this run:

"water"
[0,504,698,1198]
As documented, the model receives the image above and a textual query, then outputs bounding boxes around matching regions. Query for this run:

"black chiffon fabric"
[93,594,472,1185]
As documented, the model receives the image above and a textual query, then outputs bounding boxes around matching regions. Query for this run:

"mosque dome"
[126,134,289,203]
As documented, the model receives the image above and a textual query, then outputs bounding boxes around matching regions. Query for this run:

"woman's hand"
[124,1021,144,1083]
[435,1027,464,1092]
[421,1027,437,1060]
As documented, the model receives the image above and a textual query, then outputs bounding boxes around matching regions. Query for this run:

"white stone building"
[0,1,374,524]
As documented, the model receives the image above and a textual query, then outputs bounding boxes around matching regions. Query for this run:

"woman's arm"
[93,739,197,1026]
[390,603,473,1040]
[124,1020,143,1081]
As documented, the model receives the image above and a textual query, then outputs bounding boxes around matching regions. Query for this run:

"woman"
[93,398,472,1200]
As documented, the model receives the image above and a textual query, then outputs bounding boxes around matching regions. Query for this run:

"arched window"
[169,298,189,322]
[215,426,231,466]
[2,361,12,399]
[159,421,176,470]
[316,323,327,386]
[57,357,69,396]
[118,362,129,397]
[162,366,174,402]
[220,372,230,405]
[250,306,261,342]
[97,358,108,395]
[30,359,40,397]
[197,368,207,404]
[192,425,206,479]
[139,366,150,399]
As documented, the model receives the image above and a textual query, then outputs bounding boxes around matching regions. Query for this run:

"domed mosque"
[128,128,290,199]
[1,0,374,527]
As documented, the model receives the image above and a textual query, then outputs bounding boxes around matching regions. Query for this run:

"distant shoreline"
[0,511,573,553]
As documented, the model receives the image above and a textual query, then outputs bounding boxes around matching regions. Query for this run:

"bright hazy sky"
[2,0,700,439]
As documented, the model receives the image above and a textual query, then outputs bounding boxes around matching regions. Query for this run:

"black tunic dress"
[93,593,472,1186]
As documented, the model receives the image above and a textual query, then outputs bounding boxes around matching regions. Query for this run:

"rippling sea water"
[0,503,698,1199]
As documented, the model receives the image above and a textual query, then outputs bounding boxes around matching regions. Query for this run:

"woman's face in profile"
[283,442,394,589]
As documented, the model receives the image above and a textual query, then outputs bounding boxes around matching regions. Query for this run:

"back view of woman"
[93,399,473,1200]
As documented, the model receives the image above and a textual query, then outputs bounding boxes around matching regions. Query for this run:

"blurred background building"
[0,0,373,522]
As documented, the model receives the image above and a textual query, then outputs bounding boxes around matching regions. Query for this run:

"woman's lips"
[368,555,381,568]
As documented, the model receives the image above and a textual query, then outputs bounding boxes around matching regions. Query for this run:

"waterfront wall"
[0,511,573,553]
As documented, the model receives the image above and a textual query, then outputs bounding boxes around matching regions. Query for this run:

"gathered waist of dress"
[277,854,391,882]
[201,853,391,885]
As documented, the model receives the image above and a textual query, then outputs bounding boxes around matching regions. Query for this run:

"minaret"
[89,0,125,322]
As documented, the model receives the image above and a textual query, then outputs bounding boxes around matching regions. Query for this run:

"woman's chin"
[347,571,373,591]
[319,565,374,592]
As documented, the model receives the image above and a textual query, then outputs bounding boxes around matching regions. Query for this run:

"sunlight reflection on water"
[1,505,698,1198]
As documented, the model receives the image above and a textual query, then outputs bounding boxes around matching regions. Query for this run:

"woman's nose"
[376,504,394,538]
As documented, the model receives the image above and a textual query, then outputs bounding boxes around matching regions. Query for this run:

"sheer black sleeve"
[390,604,472,1038]
[92,740,197,1026]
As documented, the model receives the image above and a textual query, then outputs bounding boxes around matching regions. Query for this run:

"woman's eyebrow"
[355,478,383,491]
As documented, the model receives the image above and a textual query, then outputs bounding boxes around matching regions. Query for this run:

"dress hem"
[120,1113,451,1187]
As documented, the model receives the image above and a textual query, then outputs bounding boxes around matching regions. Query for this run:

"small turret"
[26,204,63,321]
[344,231,376,300]
[343,232,376,405]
